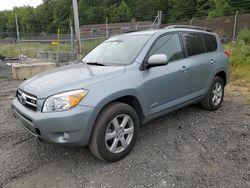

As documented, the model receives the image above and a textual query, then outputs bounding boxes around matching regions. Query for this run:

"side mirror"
[147,54,168,68]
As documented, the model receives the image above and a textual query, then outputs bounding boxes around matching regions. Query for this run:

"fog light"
[63,132,70,140]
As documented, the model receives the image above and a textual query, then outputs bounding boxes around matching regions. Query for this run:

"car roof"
[124,30,159,36]
[162,28,216,35]
[165,25,212,32]
[121,25,215,37]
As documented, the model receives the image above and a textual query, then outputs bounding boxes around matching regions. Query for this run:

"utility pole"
[15,13,22,63]
[72,0,81,59]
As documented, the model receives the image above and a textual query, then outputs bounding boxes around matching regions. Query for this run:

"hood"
[19,63,125,98]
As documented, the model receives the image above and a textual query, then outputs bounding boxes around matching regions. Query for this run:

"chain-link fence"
[0,21,154,63]
[0,30,107,63]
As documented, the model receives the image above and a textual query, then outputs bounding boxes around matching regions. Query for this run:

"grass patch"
[225,43,250,105]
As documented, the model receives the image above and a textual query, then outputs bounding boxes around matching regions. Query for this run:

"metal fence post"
[15,13,22,63]
[157,11,162,28]
[233,11,239,42]
[106,17,109,38]
[190,17,195,26]
[70,19,74,58]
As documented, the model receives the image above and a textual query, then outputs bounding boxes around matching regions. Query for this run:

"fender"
[82,89,146,144]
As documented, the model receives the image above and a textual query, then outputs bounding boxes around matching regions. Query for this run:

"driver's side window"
[149,33,182,62]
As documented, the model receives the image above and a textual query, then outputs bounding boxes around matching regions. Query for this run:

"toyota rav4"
[12,25,229,162]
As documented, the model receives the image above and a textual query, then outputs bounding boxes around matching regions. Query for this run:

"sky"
[0,0,43,11]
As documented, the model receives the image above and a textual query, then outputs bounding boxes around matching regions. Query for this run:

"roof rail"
[165,25,213,32]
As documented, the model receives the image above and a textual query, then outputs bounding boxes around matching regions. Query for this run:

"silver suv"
[12,25,229,162]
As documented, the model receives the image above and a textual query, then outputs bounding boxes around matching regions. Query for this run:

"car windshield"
[82,34,151,66]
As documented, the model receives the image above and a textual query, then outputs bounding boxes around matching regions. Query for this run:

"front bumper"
[12,98,95,146]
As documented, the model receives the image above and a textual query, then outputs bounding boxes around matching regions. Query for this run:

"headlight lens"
[42,89,88,112]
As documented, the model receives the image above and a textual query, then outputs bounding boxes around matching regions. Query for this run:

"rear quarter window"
[182,32,206,57]
[203,33,218,52]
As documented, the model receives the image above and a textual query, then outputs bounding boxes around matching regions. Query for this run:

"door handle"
[181,66,188,71]
[210,59,216,64]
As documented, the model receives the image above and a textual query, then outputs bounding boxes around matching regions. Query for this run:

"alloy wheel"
[212,82,223,106]
[105,114,134,154]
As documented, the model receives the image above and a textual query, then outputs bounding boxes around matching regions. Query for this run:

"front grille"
[16,89,37,111]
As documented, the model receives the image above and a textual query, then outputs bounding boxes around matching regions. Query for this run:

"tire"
[201,76,225,111]
[89,102,139,162]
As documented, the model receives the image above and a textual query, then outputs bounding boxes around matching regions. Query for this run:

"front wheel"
[89,102,139,162]
[201,76,225,111]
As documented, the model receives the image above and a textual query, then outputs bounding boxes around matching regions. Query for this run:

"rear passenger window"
[149,34,182,62]
[182,32,206,56]
[204,33,218,52]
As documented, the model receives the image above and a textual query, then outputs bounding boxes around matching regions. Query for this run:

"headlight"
[42,89,88,112]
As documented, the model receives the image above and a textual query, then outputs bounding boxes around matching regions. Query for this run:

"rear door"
[181,32,216,96]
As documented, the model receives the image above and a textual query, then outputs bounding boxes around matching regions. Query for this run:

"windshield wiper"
[86,62,106,66]
[79,60,106,66]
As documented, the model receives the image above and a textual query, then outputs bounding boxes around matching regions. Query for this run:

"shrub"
[237,27,250,44]
[225,28,250,65]
[226,42,250,65]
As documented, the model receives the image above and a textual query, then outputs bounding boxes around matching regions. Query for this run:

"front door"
[142,33,189,115]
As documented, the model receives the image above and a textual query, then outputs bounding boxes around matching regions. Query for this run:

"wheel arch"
[94,93,145,124]
[86,91,146,144]
[215,71,227,86]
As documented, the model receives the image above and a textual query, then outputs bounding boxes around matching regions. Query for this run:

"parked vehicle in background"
[12,25,229,162]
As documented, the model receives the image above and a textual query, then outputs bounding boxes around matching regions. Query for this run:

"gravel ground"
[0,63,249,188]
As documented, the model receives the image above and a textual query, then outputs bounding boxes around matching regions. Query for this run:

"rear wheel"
[201,76,224,111]
[89,102,139,162]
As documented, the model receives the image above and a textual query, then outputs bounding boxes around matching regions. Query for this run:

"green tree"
[35,1,55,33]
[0,0,250,34]
[6,11,16,33]
[86,6,106,24]
[196,0,213,17]
[169,0,197,21]
[208,0,235,17]
[108,1,132,23]
[51,0,72,33]
[129,0,170,21]
[227,0,250,14]
[13,6,39,34]
[0,11,9,33]
[117,0,132,22]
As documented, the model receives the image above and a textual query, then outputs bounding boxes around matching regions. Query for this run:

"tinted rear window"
[203,33,218,52]
[182,32,206,57]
